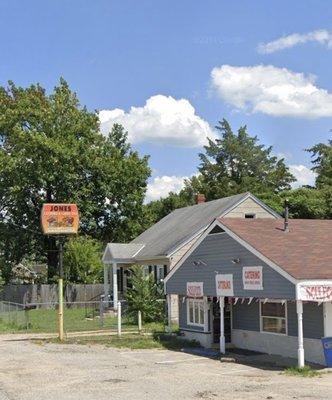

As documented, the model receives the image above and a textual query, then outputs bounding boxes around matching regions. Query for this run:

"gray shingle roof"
[132,192,251,259]
[105,243,144,261]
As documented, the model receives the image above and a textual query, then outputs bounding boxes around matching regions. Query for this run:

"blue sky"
[1,0,331,200]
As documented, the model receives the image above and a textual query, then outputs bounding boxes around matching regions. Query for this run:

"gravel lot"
[0,334,331,400]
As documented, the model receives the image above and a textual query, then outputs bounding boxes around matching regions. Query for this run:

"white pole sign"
[186,282,203,297]
[216,274,234,296]
[243,266,263,290]
[296,281,332,302]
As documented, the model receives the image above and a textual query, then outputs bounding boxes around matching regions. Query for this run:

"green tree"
[307,139,332,188]
[63,235,103,283]
[261,188,331,219]
[125,266,165,323]
[185,119,295,200]
[0,79,150,281]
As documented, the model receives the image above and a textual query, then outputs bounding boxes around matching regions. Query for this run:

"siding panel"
[166,233,295,299]
[232,301,260,331]
[287,302,324,339]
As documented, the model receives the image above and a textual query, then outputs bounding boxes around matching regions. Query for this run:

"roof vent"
[196,193,206,204]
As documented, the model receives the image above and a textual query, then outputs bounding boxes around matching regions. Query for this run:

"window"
[245,213,256,219]
[187,298,205,327]
[260,301,287,335]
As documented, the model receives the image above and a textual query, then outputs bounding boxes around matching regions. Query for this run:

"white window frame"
[187,298,205,327]
[259,300,288,336]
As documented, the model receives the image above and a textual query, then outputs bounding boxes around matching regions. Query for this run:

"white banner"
[296,281,332,302]
[215,274,234,296]
[243,266,263,290]
[186,282,203,298]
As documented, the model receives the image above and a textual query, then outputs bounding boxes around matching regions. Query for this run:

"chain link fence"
[0,298,167,336]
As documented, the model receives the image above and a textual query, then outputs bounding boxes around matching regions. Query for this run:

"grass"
[0,307,171,334]
[34,332,201,350]
[284,366,322,378]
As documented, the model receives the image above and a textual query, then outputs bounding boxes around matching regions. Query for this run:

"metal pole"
[58,238,64,341]
[219,297,225,354]
[138,310,142,334]
[117,301,122,337]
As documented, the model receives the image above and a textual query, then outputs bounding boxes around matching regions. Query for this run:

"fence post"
[138,310,142,334]
[99,297,104,328]
[117,301,122,337]
[167,294,172,333]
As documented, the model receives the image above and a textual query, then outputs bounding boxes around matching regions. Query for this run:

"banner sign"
[41,204,79,235]
[216,274,234,296]
[296,281,332,302]
[186,282,203,298]
[243,266,263,290]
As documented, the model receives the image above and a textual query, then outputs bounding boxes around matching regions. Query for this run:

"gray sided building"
[165,218,332,366]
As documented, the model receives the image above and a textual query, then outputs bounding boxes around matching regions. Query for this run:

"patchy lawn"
[284,366,322,378]
[0,307,171,334]
[34,333,201,350]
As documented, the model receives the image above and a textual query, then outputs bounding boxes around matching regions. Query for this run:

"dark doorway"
[212,297,232,344]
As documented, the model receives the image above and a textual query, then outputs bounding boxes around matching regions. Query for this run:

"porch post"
[203,296,209,333]
[113,262,118,310]
[297,300,305,368]
[219,296,225,354]
[167,294,172,333]
[103,263,109,299]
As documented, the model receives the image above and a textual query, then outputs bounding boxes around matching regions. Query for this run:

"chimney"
[196,193,206,204]
[284,199,289,232]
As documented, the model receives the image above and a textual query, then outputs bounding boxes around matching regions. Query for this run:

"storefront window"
[260,301,287,335]
[187,299,205,327]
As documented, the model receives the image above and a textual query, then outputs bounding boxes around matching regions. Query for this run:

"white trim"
[164,219,297,286]
[166,192,280,259]
[186,298,206,328]
[221,192,281,219]
[259,300,288,336]
[166,226,207,258]
[164,220,216,284]
[218,221,297,284]
[102,243,145,264]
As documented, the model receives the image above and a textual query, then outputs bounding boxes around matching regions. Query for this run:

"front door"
[212,297,232,344]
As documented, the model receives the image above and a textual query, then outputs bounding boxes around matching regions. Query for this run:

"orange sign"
[41,204,79,235]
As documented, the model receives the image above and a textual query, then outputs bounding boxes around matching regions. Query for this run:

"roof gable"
[219,218,332,280]
[132,192,249,259]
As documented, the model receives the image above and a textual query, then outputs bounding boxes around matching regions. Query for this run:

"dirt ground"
[0,334,331,400]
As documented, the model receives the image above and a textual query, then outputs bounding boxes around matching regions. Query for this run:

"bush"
[125,265,165,323]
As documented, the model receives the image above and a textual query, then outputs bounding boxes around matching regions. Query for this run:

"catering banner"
[215,274,234,296]
[296,281,332,302]
[186,282,203,298]
[242,266,263,290]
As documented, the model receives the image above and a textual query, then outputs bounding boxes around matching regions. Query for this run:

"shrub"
[125,265,165,323]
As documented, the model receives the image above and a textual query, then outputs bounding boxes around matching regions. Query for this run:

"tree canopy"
[185,119,295,200]
[0,79,150,281]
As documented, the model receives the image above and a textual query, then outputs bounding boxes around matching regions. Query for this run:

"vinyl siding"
[287,302,324,339]
[166,233,295,299]
[232,301,260,331]
[225,197,276,219]
[232,301,324,339]
[170,235,201,269]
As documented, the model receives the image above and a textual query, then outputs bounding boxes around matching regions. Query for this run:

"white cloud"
[258,29,332,54]
[99,95,215,148]
[211,64,332,118]
[145,175,187,202]
[289,165,316,188]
